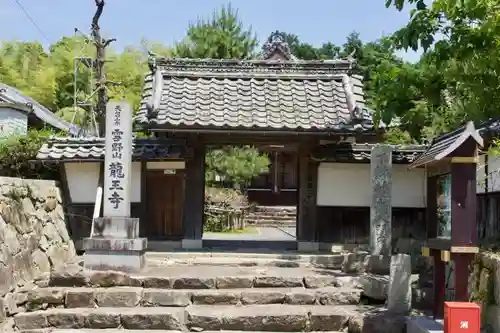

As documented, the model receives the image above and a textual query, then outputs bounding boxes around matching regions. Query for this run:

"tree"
[385,0,500,129]
[205,146,269,188]
[174,4,258,59]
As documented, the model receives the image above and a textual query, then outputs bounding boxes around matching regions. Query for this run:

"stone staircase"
[1,252,407,333]
[245,205,296,228]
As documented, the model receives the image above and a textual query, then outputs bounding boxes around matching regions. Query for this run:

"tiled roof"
[409,121,483,168]
[37,136,188,161]
[136,35,374,133]
[312,143,427,164]
[0,83,80,135]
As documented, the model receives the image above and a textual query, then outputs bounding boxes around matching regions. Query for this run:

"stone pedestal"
[83,217,147,272]
[370,145,392,256]
[388,254,412,314]
[181,239,203,249]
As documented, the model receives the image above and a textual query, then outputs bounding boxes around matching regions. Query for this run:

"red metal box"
[444,302,480,333]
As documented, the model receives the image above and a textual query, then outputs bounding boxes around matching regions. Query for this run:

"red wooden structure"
[409,121,483,317]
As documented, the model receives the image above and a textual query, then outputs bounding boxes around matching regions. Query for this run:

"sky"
[0,0,421,62]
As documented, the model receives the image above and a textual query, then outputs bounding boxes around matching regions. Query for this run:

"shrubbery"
[0,129,58,179]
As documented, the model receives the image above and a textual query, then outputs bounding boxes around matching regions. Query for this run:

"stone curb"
[17,286,362,312]
[13,304,385,332]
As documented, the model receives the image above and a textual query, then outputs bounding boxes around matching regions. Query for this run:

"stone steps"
[19,328,341,333]
[253,206,297,214]
[47,270,362,290]
[245,214,296,221]
[244,219,296,227]
[13,304,379,331]
[246,206,297,227]
[21,286,362,310]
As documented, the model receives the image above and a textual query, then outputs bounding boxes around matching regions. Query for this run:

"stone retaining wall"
[0,177,76,323]
[470,251,500,333]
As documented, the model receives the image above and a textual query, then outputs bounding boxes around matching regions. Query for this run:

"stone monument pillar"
[83,102,147,272]
[370,145,392,256]
[388,253,412,314]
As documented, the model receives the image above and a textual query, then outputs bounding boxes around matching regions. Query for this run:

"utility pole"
[90,0,117,218]
[91,0,116,136]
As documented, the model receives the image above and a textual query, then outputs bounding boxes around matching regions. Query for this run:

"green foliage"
[174,4,258,59]
[0,129,58,179]
[384,0,500,136]
[205,146,270,188]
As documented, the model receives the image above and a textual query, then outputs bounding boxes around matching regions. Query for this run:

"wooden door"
[145,170,184,240]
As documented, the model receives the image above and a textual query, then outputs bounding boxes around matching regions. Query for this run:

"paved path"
[203,227,296,241]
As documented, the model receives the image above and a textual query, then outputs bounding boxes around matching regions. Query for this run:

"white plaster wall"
[478,153,500,193]
[64,162,141,203]
[317,163,426,208]
[0,107,28,137]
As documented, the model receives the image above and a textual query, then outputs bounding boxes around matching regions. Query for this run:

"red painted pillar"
[450,147,478,302]
[453,253,474,301]
[433,249,446,318]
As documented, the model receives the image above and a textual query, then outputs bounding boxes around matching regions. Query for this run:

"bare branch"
[104,38,117,48]
[92,0,104,34]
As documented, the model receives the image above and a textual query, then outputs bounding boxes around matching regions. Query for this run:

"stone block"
[181,238,202,249]
[285,289,316,304]
[83,238,147,273]
[304,275,338,288]
[186,305,309,331]
[388,253,412,314]
[216,276,253,289]
[192,290,240,305]
[83,237,146,251]
[309,306,351,331]
[26,287,66,308]
[95,287,142,307]
[361,274,388,301]
[119,307,186,330]
[298,242,319,252]
[241,289,286,304]
[91,217,139,239]
[172,277,215,289]
[142,276,173,288]
[363,254,391,274]
[485,305,500,333]
[406,316,444,333]
[65,288,96,308]
[89,270,140,287]
[142,289,192,307]
[370,145,392,256]
[254,276,303,288]
[316,287,362,305]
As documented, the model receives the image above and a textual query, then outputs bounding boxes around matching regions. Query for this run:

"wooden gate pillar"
[182,142,205,249]
[297,146,319,252]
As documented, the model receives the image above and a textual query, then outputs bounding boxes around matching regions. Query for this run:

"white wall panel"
[317,163,426,208]
[64,162,142,203]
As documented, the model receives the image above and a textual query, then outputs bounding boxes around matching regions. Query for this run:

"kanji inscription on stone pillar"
[370,145,392,256]
[103,101,132,217]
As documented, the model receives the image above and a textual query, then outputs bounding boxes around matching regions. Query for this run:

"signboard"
[103,102,132,217]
